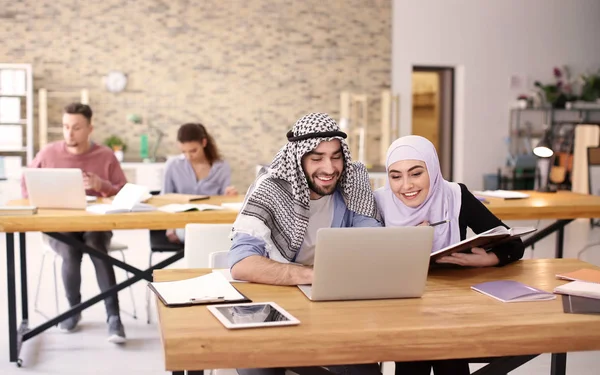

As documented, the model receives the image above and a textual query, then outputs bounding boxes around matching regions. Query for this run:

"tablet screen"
[213,303,291,324]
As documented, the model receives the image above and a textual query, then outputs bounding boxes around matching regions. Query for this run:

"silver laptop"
[24,168,87,209]
[298,226,434,301]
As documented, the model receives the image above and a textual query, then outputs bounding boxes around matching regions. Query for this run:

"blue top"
[228,190,382,268]
[162,156,231,195]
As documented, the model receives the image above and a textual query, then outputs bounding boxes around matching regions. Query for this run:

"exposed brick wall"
[1,0,391,189]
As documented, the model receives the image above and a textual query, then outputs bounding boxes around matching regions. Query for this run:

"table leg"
[19,233,29,322]
[555,227,565,259]
[5,233,21,366]
[551,353,566,375]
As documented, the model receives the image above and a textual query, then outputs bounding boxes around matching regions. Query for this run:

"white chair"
[182,225,234,375]
[33,236,137,320]
[183,224,234,268]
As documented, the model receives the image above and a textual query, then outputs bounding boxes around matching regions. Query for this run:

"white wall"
[393,0,600,189]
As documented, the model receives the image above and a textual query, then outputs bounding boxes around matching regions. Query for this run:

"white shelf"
[0,92,26,97]
[0,120,26,125]
[0,147,27,152]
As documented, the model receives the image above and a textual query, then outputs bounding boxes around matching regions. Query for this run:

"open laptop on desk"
[23,168,87,209]
[298,226,434,301]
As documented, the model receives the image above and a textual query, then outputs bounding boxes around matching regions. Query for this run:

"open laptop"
[23,168,88,209]
[298,226,434,301]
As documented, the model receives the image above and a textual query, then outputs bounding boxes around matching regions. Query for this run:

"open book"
[86,183,156,214]
[148,272,250,307]
[430,226,536,261]
[472,280,555,302]
[157,203,225,213]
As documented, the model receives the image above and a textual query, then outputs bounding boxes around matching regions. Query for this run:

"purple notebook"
[471,280,556,303]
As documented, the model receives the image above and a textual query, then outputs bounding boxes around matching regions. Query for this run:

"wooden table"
[1,195,241,367]
[154,259,600,375]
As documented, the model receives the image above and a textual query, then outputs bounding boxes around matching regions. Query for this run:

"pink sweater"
[21,141,127,198]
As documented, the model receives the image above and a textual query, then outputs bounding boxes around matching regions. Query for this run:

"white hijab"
[374,136,462,252]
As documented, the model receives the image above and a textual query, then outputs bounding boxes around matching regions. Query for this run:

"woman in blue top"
[163,123,237,243]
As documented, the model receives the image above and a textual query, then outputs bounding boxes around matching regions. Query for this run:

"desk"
[155,259,600,375]
[1,195,241,367]
[476,191,600,258]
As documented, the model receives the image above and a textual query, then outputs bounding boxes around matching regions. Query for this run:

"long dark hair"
[177,123,221,164]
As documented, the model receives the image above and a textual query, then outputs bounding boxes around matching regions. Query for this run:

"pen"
[430,219,450,227]
[189,296,225,304]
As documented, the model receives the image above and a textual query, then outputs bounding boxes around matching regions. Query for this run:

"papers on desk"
[221,202,244,211]
[554,281,600,300]
[157,203,225,213]
[471,280,555,302]
[157,193,209,203]
[148,272,250,307]
[86,183,155,214]
[472,190,530,199]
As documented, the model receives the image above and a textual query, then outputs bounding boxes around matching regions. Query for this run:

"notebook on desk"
[86,183,155,214]
[471,280,556,302]
[148,272,251,307]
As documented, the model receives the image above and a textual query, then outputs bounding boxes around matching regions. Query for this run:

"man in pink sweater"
[22,103,128,344]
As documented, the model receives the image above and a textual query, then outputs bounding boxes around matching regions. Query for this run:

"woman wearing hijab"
[375,135,525,375]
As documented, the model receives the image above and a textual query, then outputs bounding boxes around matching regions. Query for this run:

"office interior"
[1,0,600,374]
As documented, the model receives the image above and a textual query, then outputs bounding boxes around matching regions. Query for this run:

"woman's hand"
[418,221,429,226]
[224,186,238,196]
[166,229,181,244]
[436,247,499,267]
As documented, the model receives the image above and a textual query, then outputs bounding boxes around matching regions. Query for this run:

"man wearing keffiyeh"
[228,113,382,375]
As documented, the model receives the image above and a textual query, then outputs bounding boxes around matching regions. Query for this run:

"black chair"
[146,231,184,323]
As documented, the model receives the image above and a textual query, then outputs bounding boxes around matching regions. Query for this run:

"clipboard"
[147,272,252,307]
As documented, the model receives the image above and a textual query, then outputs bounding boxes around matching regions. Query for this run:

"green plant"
[580,70,600,102]
[104,135,127,151]
[534,66,577,108]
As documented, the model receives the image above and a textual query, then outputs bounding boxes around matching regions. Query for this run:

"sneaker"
[59,313,81,332]
[107,315,126,344]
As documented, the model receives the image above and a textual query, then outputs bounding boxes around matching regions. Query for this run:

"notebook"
[561,294,600,314]
[86,183,156,214]
[554,281,600,300]
[472,190,530,199]
[156,193,209,203]
[148,272,250,307]
[471,280,556,302]
[157,203,224,213]
[556,269,600,284]
[430,226,536,261]
[0,206,37,216]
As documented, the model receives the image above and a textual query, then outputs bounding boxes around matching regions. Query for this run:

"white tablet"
[207,302,300,329]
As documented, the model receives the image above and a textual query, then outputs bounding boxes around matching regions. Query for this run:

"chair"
[145,229,185,323]
[209,251,229,268]
[33,236,137,320]
[578,146,600,259]
[183,224,233,268]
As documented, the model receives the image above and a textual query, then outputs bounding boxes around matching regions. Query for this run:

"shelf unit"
[0,63,34,164]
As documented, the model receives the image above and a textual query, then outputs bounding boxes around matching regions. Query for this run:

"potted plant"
[104,135,127,161]
[534,66,577,109]
[580,70,600,102]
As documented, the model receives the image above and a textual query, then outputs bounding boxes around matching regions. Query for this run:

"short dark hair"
[177,123,221,164]
[64,103,93,122]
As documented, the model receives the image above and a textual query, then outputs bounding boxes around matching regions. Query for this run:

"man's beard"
[305,172,340,197]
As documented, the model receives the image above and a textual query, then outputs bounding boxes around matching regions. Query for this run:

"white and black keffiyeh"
[233,113,378,263]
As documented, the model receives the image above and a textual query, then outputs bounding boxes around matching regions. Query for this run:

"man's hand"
[166,229,181,244]
[231,256,313,285]
[224,186,238,196]
[436,247,499,267]
[83,171,104,192]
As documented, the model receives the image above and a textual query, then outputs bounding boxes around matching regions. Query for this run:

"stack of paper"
[86,183,155,214]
